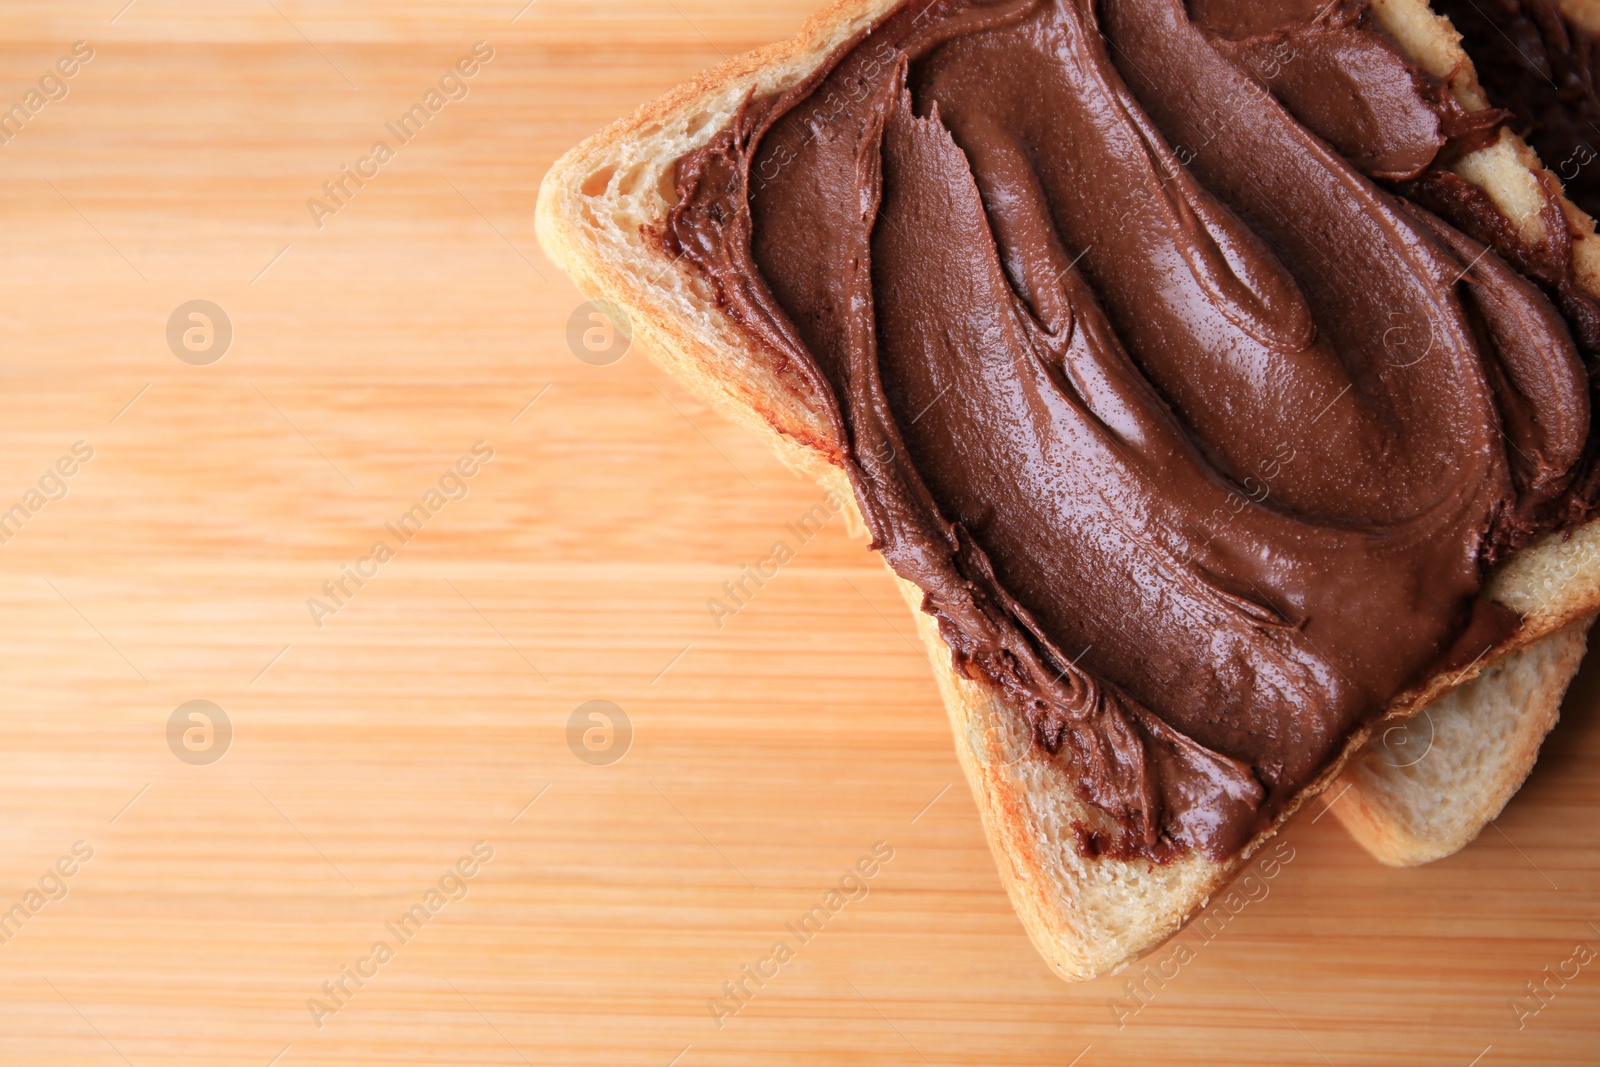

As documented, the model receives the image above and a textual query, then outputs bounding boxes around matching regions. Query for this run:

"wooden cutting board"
[0,2,1594,1064]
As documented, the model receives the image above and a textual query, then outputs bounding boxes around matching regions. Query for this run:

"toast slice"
[1329,0,1600,867]
[1332,617,1592,867]
[537,0,1600,978]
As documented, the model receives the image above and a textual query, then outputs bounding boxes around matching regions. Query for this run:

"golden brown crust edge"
[536,0,1600,978]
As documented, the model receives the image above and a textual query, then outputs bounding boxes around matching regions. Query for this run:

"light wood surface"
[0,2,1596,1064]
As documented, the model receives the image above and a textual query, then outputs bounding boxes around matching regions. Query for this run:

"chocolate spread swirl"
[663,0,1598,860]
[1432,0,1600,219]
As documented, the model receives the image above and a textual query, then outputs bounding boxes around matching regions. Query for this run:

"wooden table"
[0,2,1594,1064]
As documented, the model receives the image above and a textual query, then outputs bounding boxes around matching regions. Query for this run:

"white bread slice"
[1332,617,1592,866]
[536,0,1600,979]
[1331,0,1600,867]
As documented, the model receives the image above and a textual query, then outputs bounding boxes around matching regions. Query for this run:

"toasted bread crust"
[537,0,1600,977]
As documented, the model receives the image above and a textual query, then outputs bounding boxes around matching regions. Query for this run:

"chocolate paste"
[1432,0,1600,219]
[664,0,1598,860]
[1414,0,1600,361]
